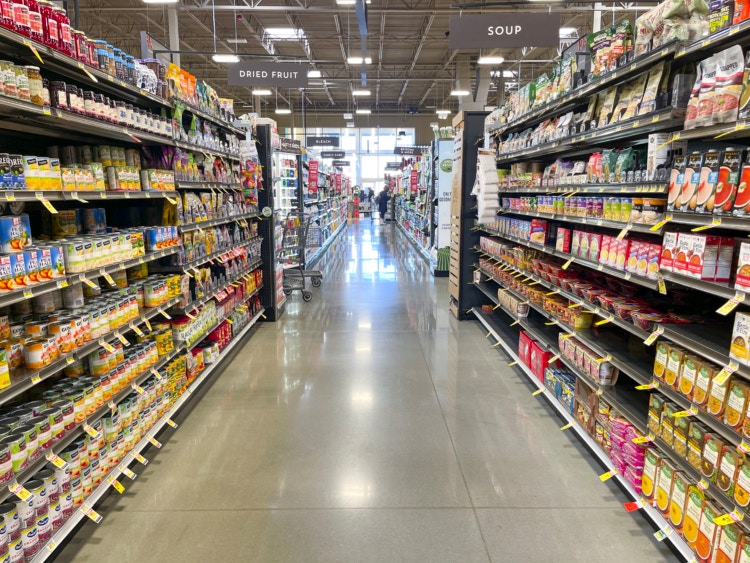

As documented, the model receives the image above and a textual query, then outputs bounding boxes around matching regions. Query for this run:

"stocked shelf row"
[178,212,258,233]
[0,92,240,161]
[175,260,262,314]
[32,306,265,562]
[175,182,242,192]
[498,209,663,236]
[164,236,262,273]
[502,182,667,195]
[471,307,695,561]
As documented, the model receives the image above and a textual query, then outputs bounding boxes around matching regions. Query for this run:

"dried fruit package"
[713,45,744,124]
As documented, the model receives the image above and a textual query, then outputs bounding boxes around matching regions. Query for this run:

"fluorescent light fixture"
[356,108,371,114]
[227,38,247,44]
[252,89,272,96]
[265,27,304,40]
[343,113,353,119]
[347,56,372,64]
[352,89,371,96]
[450,89,470,96]
[212,54,240,63]
[346,122,355,128]
[436,109,451,115]
[308,70,322,78]
[275,108,292,114]
[559,27,578,37]
[478,56,505,65]
[336,0,356,4]
[142,0,178,4]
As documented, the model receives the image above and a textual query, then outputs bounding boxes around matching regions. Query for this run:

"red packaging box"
[673,234,691,274]
[660,232,678,272]
[519,330,535,367]
[529,340,560,382]
[556,227,571,253]
[599,235,612,265]
[685,235,723,281]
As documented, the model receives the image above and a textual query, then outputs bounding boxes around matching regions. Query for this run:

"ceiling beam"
[397,10,434,106]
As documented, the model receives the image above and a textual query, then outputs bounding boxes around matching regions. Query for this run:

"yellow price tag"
[144,319,152,332]
[81,277,97,289]
[101,271,116,286]
[158,308,171,320]
[99,340,115,353]
[186,312,196,320]
[714,513,739,526]
[509,320,520,326]
[150,368,163,381]
[561,257,574,270]
[635,382,658,390]
[616,225,632,240]
[532,389,544,396]
[713,362,739,386]
[165,196,177,205]
[57,279,69,288]
[560,422,574,430]
[657,277,667,295]
[81,504,103,523]
[131,324,144,337]
[132,383,145,395]
[31,374,41,385]
[83,424,99,438]
[23,289,33,299]
[594,318,611,327]
[115,332,129,346]
[66,356,74,365]
[166,419,178,429]
[599,469,618,482]
[134,453,148,465]
[4,193,15,202]
[45,453,68,469]
[548,354,560,363]
[9,481,33,501]
[643,326,664,346]
[717,293,745,316]
[109,478,125,494]
[148,436,162,449]
[632,436,652,444]
[226,318,234,325]
[37,195,58,214]
[739,441,750,454]
[120,466,137,480]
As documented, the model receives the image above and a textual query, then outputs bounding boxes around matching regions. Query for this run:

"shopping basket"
[276,211,323,302]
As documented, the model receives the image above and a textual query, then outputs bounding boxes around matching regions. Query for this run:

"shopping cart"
[277,211,323,302]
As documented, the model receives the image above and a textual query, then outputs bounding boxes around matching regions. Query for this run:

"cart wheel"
[283,288,292,296]
[311,277,322,287]
[302,291,313,302]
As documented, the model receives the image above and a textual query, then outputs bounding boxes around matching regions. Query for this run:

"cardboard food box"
[518,331,535,367]
[681,152,705,213]
[714,148,745,216]
[626,241,641,274]
[688,421,707,472]
[556,227,571,253]
[734,241,750,290]
[660,232,678,273]
[588,233,603,262]
[571,230,581,257]
[578,232,591,259]
[529,340,559,382]
[695,150,722,214]
[731,311,750,366]
[614,238,631,271]
[599,235,612,265]
[529,219,548,245]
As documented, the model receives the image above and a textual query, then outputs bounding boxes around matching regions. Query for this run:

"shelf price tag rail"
[477,224,659,291]
[498,209,664,236]
[475,248,653,343]
[172,140,240,163]
[476,269,655,386]
[0,294,183,410]
[31,308,264,563]
[660,269,750,301]
[175,101,245,136]
[0,189,179,203]
[175,181,242,191]
[64,246,182,289]
[306,222,347,269]
[486,40,682,138]
[500,182,668,195]
[470,307,695,562]
[178,212,259,233]
[495,108,686,167]
[0,342,185,506]
[184,290,262,353]
[665,212,750,233]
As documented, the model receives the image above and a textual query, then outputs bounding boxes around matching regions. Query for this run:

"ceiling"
[76,0,652,117]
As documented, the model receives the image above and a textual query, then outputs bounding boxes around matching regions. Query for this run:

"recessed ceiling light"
[275,108,292,114]
[212,54,240,63]
[347,56,372,64]
[450,90,470,96]
[308,70,322,78]
[336,0,356,4]
[343,113,353,119]
[355,108,371,114]
[346,122,355,128]
[352,89,370,96]
[252,89,272,96]
[478,56,505,65]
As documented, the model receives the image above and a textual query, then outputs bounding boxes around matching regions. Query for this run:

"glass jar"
[66,84,80,113]
[0,61,16,98]
[72,31,87,64]
[39,0,57,49]
[86,37,97,70]
[105,44,115,75]
[113,48,123,80]
[50,80,67,110]
[14,65,29,101]
[93,93,104,120]
[25,66,43,105]
[28,7,42,42]
[12,0,30,37]
[41,77,50,106]
[95,40,108,71]
[0,0,13,29]
[54,7,72,56]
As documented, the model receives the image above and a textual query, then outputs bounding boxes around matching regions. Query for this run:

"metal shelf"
[501,182,668,195]
[175,181,242,191]
[177,102,245,136]
[173,139,240,162]
[173,263,263,314]
[499,209,664,236]
[660,270,745,301]
[487,42,681,137]
[496,109,685,166]
[0,190,178,202]
[471,307,695,562]
[668,212,750,232]
[477,225,659,291]
[178,212,258,233]
[33,307,265,563]
[165,236,262,273]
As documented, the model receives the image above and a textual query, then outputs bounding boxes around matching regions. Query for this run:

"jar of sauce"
[0,61,16,98]
[49,81,67,110]
[12,0,30,37]
[25,66,43,105]
[14,66,29,101]
[54,7,72,56]
[113,48,124,81]
[39,0,57,49]
[93,93,105,120]
[72,31,87,64]
[41,77,50,106]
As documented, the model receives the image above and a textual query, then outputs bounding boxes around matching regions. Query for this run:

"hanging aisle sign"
[385,162,402,170]
[307,137,340,147]
[308,161,319,196]
[279,138,301,154]
[321,151,346,159]
[332,160,350,167]
[227,62,309,88]
[449,14,561,49]
[394,146,422,156]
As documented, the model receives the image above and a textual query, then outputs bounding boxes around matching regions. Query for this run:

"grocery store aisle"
[57,219,677,562]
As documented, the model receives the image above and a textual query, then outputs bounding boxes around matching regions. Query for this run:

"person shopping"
[377,189,390,221]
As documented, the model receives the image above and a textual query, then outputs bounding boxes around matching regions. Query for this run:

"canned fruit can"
[0,444,11,486]
[7,255,26,289]
[0,217,31,253]
[0,435,26,474]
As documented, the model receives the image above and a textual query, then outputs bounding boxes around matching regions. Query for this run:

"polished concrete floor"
[56,220,677,562]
